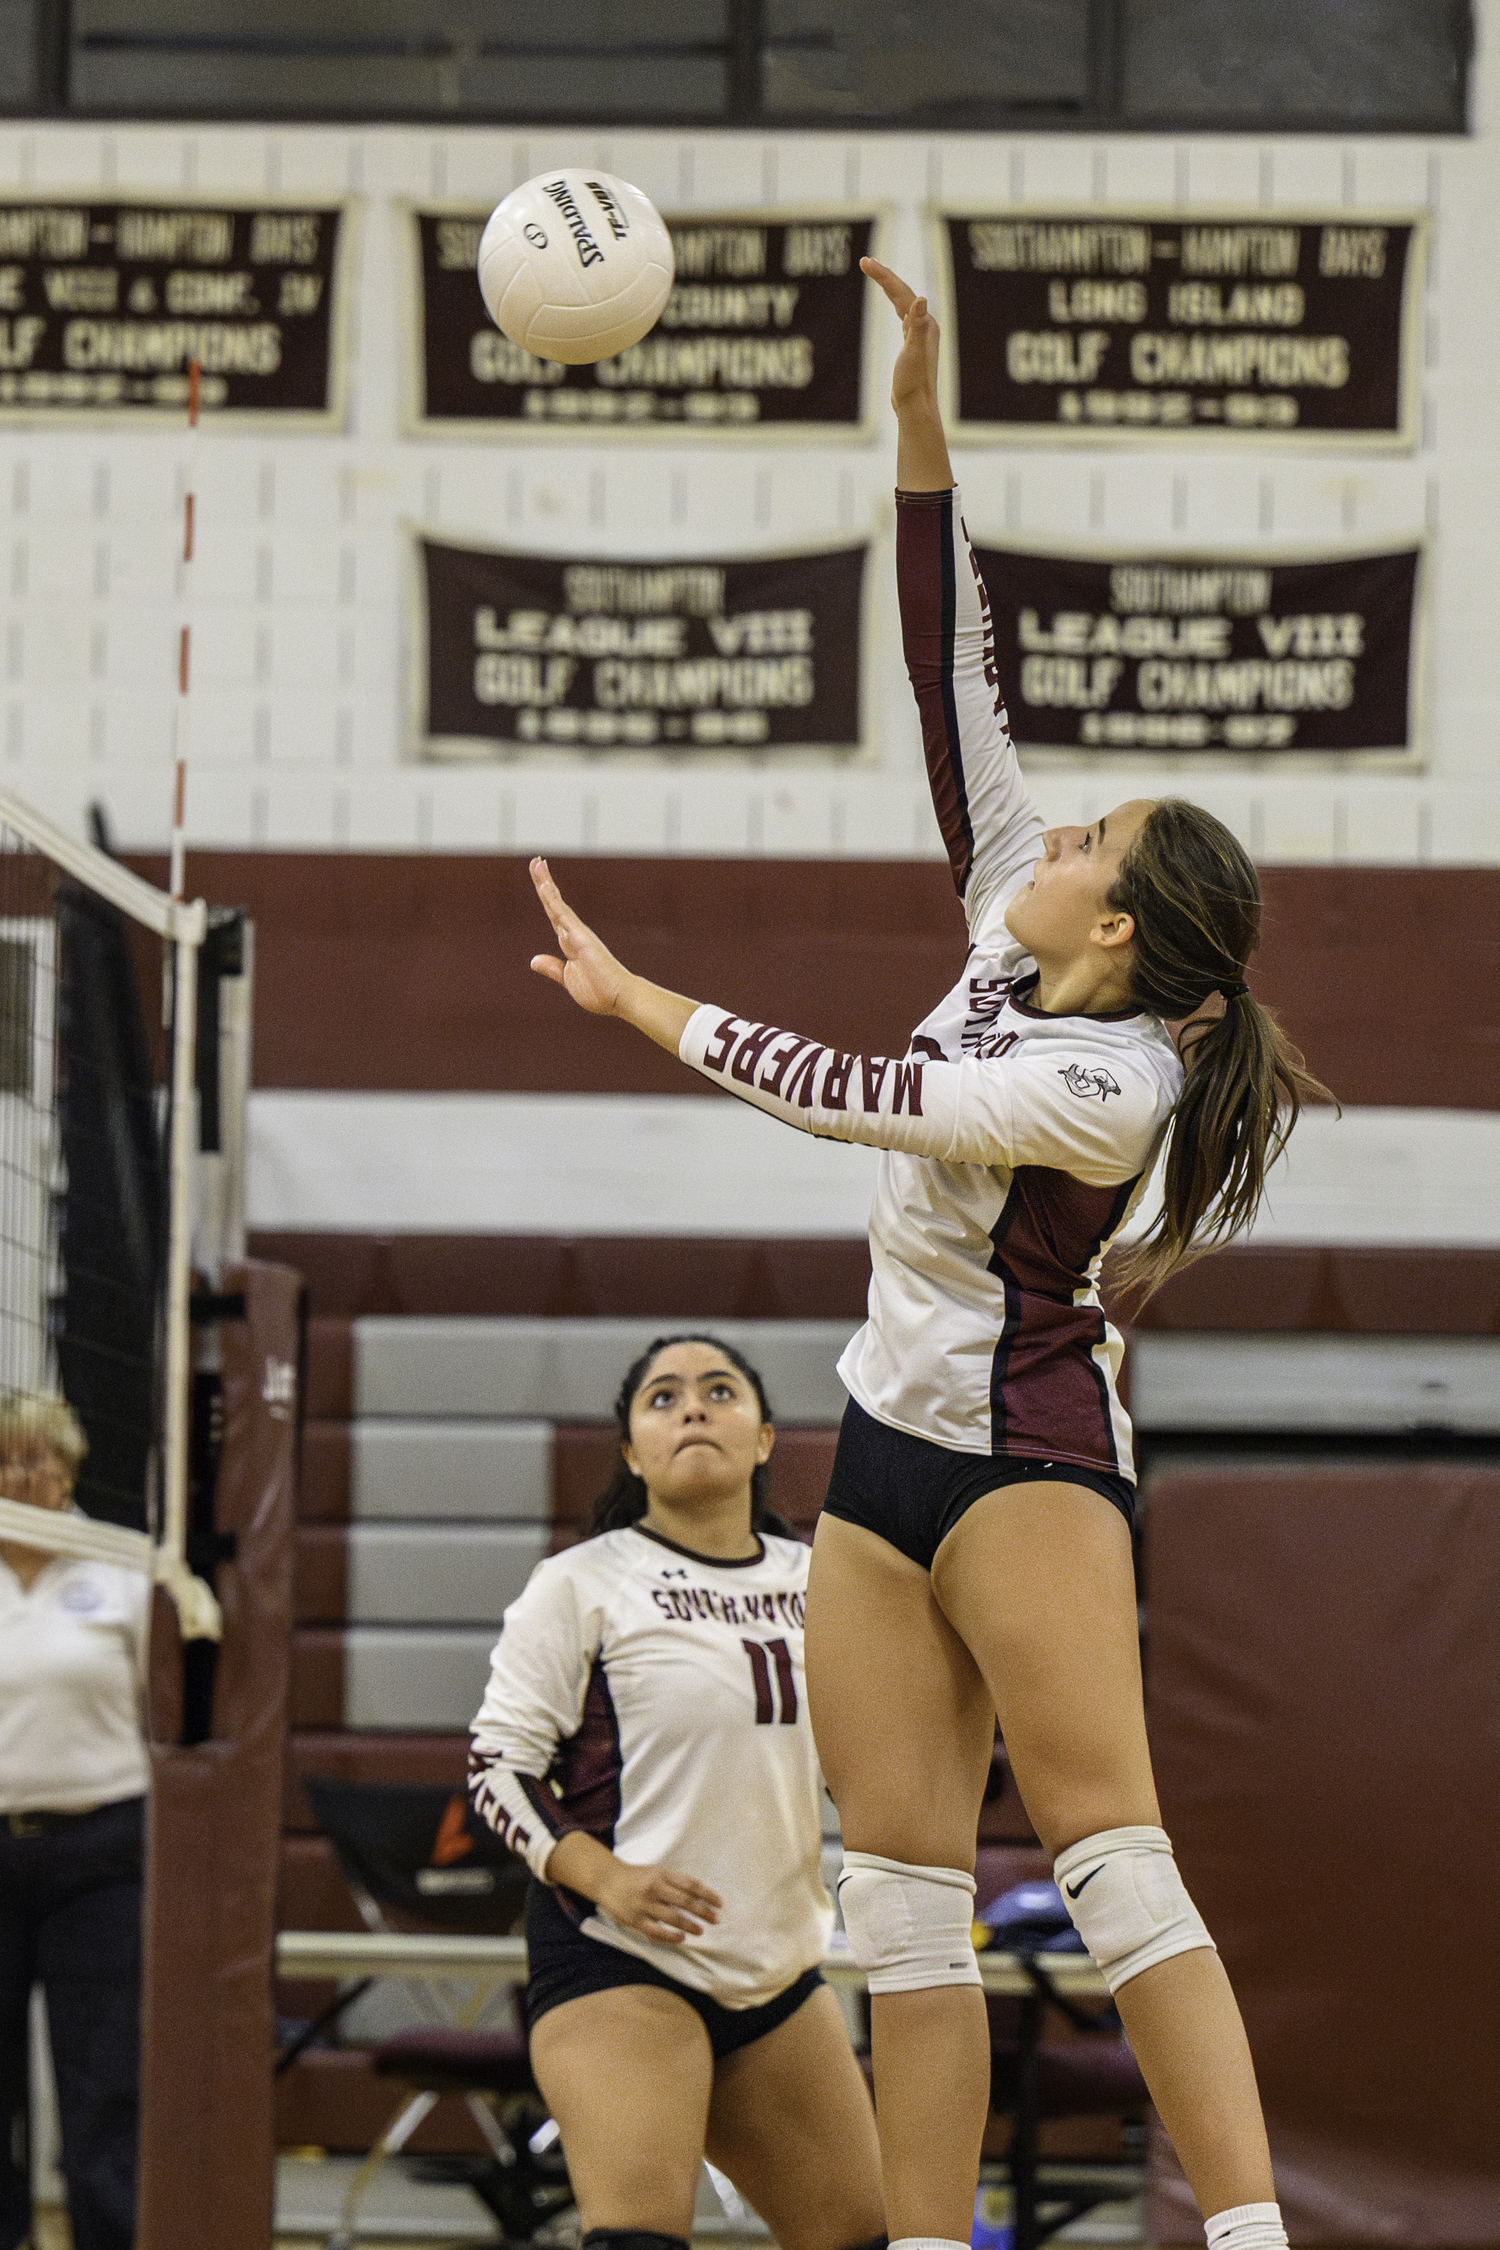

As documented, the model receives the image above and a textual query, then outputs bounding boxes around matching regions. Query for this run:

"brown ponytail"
[1104,799,1335,1301]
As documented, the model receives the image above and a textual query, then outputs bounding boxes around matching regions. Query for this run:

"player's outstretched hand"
[529,856,630,1017]
[597,1858,724,1944]
[861,255,941,415]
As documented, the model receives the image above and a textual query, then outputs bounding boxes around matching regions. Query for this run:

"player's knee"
[1053,1825,1216,1994]
[837,1852,980,1994]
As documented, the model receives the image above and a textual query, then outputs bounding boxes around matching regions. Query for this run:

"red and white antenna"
[169,358,200,903]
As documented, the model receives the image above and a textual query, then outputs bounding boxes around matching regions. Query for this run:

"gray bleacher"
[335,1316,860,1730]
[354,1316,859,1420]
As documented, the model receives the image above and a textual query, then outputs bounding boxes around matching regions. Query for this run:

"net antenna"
[0,787,218,1639]
[170,358,200,907]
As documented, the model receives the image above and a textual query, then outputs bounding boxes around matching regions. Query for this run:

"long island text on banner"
[942,213,1424,447]
[417,536,867,758]
[0,199,352,424]
[410,205,879,438]
[972,544,1422,762]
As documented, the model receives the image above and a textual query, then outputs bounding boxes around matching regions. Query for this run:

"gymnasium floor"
[33,2160,1148,2250]
[272,2153,1148,2249]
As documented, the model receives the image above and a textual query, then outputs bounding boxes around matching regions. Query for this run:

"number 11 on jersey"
[742,1638,798,1724]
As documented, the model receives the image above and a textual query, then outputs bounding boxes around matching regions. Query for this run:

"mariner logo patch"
[1060,1062,1122,1103]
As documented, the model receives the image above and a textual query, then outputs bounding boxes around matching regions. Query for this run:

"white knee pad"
[1053,1826,1216,1994]
[837,1852,981,1994]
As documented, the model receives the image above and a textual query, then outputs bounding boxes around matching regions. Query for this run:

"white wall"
[1,9,1497,866]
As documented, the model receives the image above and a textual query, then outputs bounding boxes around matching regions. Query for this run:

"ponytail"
[589,1332,792,1539]
[1104,800,1335,1302]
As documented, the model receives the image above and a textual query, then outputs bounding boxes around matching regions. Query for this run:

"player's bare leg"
[932,1484,1276,2216]
[705,1983,886,2250]
[528,1984,713,2235]
[805,1514,995,2244]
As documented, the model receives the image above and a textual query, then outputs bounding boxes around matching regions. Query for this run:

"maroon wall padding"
[1145,1463,1500,2243]
[132,854,1500,1110]
[137,1261,302,2250]
[253,1232,1500,1337]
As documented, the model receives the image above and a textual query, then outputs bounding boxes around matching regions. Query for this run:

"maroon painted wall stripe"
[131,853,1500,1109]
[252,1232,1500,1334]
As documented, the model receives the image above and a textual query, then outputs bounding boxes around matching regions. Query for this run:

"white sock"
[889,2239,972,2250]
[1205,2203,1288,2250]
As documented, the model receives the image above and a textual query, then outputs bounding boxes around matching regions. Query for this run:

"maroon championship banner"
[410,206,878,436]
[972,544,1422,758]
[942,213,1423,446]
[0,199,350,422]
[417,535,867,756]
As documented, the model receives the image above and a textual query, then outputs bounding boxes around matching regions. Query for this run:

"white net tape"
[0,1495,219,1639]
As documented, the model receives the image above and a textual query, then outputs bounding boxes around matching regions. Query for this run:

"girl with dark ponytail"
[1105,797,1333,1298]
[589,1332,794,1539]
[522,263,1326,2250]
[470,1335,883,2250]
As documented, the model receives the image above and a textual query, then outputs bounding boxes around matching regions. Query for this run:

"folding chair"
[294,1776,572,2250]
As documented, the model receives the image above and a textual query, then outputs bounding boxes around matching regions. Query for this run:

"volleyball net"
[0,781,218,1638]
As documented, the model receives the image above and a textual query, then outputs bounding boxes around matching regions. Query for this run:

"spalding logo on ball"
[477,170,674,366]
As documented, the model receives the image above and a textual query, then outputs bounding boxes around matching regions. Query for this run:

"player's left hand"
[861,256,941,414]
[529,857,632,1017]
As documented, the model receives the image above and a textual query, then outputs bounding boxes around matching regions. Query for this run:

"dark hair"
[1105,799,1335,1301]
[589,1333,792,1539]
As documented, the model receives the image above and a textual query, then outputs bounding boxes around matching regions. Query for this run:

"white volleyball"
[476,169,674,366]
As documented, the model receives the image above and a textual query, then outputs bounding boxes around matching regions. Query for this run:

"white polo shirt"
[0,1541,151,1814]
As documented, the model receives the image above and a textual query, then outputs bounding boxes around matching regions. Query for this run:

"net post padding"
[137,1259,301,2250]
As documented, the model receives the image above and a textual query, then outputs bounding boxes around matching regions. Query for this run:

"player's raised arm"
[863,257,1045,942]
[528,862,1167,1185]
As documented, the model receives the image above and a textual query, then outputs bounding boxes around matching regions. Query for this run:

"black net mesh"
[0,824,171,1536]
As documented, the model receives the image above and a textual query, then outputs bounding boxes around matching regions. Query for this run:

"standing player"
[469,1333,885,2250]
[522,263,1330,2250]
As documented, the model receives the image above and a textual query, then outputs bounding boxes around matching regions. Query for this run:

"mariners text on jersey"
[677,488,1184,1481]
[469,1524,831,2007]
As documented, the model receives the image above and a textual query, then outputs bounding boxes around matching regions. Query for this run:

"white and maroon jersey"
[677,488,1184,1480]
[469,1524,831,2006]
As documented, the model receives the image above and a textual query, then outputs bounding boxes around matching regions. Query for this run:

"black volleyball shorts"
[524,1878,824,2061]
[823,1396,1136,1572]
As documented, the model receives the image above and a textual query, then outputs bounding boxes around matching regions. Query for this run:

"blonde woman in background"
[0,1394,149,2250]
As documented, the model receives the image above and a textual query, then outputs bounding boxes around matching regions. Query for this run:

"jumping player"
[524,262,1329,2250]
[469,1334,885,2250]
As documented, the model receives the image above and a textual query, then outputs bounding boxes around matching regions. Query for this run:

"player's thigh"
[805,1511,995,1868]
[931,1482,1159,1858]
[528,1983,713,2235]
[705,1984,884,2250]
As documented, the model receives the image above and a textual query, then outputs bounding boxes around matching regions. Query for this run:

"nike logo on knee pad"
[1064,1864,1105,1899]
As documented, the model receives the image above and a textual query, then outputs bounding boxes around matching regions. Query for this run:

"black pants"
[0,1796,144,2250]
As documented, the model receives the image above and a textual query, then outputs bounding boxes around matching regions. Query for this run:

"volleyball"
[476,169,674,365]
